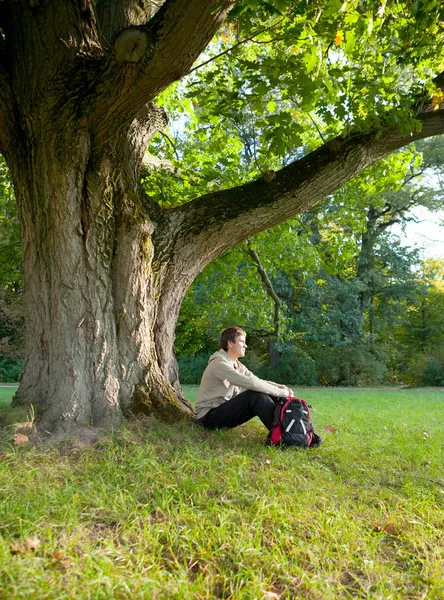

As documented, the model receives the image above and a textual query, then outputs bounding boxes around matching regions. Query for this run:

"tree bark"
[8,107,197,433]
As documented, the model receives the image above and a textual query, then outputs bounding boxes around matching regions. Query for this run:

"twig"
[307,113,326,144]
[245,244,281,337]
[186,17,285,76]
[0,242,20,253]
[159,131,180,162]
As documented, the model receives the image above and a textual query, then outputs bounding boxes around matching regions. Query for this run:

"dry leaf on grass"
[13,433,29,445]
[10,543,28,554]
[324,425,337,433]
[374,521,397,535]
[25,537,40,550]
[51,551,69,562]
[262,592,281,600]
[10,537,41,554]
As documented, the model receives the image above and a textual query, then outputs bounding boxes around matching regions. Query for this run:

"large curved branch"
[6,0,103,116]
[154,109,444,277]
[90,0,234,141]
[96,0,166,43]
[150,109,444,385]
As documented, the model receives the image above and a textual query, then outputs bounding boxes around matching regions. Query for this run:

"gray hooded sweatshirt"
[195,349,289,419]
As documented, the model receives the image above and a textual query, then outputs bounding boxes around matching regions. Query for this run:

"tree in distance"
[1,0,444,433]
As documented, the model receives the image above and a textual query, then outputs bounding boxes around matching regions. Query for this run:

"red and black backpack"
[267,397,322,448]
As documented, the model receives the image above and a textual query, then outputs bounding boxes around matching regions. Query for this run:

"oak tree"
[1,0,444,432]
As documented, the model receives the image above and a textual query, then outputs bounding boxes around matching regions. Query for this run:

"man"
[196,326,293,431]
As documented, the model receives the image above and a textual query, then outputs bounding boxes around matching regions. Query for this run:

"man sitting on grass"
[196,326,293,431]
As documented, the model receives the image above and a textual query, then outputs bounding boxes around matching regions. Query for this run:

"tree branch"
[153,109,444,281]
[96,0,166,45]
[186,17,285,76]
[91,0,234,142]
[245,245,281,338]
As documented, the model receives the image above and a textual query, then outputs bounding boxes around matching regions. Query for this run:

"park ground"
[0,386,443,599]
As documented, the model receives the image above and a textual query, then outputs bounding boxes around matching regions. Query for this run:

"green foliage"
[420,349,444,386]
[0,389,442,598]
[177,353,212,385]
[175,139,444,387]
[0,156,20,292]
[255,344,318,385]
[313,345,388,386]
[144,0,444,209]
[390,259,444,385]
[0,356,23,383]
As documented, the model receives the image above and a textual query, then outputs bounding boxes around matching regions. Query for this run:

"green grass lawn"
[0,387,443,599]
[0,385,17,407]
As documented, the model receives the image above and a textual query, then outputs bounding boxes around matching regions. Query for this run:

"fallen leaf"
[52,551,68,562]
[25,537,40,550]
[374,521,397,535]
[10,543,27,554]
[265,459,271,464]
[423,460,432,467]
[324,425,337,433]
[263,592,280,600]
[240,433,248,439]
[13,433,29,446]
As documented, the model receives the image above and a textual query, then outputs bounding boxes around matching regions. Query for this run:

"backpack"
[267,396,320,448]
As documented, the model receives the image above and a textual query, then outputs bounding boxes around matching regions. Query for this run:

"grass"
[0,385,17,407]
[0,387,443,599]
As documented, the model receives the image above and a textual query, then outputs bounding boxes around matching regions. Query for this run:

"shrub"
[178,353,211,384]
[0,355,23,382]
[256,345,318,386]
[402,347,444,386]
[422,358,444,386]
[313,345,387,386]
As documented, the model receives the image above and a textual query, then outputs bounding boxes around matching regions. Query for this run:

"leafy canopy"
[145,0,444,207]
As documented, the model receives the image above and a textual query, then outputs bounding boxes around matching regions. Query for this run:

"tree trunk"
[9,114,195,433]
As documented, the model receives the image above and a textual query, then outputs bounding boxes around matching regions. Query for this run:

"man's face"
[228,334,248,359]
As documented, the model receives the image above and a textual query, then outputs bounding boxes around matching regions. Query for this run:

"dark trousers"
[198,390,277,430]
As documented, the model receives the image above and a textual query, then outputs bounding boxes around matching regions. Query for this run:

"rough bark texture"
[1,1,444,433]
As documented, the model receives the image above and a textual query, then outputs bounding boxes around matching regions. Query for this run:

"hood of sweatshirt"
[208,349,239,368]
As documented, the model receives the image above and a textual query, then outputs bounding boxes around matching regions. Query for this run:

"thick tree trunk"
[9,115,194,433]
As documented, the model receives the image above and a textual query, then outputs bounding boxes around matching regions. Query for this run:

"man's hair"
[219,326,246,351]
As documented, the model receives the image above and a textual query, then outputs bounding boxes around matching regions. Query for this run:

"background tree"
[175,142,444,386]
[391,258,444,385]
[1,1,444,432]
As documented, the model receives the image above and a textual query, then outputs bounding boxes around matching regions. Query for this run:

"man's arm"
[219,362,291,397]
